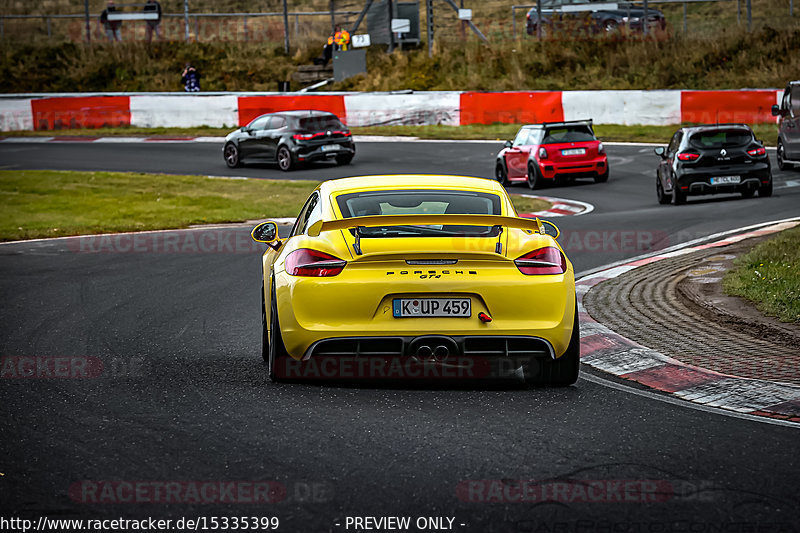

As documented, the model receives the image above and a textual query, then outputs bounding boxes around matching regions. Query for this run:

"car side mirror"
[654,146,666,158]
[251,221,279,244]
[504,140,513,148]
[240,126,249,133]
[771,104,781,117]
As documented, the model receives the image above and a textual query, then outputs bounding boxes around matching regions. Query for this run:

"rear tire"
[777,140,791,171]
[336,154,353,166]
[527,162,542,190]
[741,188,756,199]
[672,185,686,205]
[759,180,773,197]
[268,283,291,382]
[277,145,294,172]
[543,306,580,386]
[224,142,241,168]
[261,283,269,363]
[594,169,609,183]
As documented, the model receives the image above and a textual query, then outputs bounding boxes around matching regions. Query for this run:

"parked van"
[771,81,800,171]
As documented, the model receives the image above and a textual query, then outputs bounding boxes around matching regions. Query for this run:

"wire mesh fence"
[0,0,796,45]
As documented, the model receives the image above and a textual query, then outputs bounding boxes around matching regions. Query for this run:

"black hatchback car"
[654,124,772,205]
[223,110,355,171]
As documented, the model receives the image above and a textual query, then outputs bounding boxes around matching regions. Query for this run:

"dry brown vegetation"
[0,0,797,92]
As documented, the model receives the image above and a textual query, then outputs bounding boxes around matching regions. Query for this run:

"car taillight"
[598,142,605,154]
[677,152,700,161]
[747,147,766,157]
[538,147,548,159]
[285,249,346,277]
[514,247,566,275]
[332,130,351,137]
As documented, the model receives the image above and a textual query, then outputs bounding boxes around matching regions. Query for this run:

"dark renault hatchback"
[654,124,772,205]
[223,110,355,171]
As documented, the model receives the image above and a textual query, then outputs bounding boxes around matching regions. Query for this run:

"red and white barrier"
[130,95,238,128]
[0,90,782,132]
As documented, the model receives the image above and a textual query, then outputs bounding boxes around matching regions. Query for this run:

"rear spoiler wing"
[307,214,547,238]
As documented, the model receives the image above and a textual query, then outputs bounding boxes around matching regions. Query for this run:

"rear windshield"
[689,129,752,149]
[335,190,502,237]
[542,125,595,144]
[298,116,345,131]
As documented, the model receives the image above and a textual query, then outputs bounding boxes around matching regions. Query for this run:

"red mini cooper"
[495,120,609,188]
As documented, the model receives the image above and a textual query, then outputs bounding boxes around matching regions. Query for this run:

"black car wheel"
[777,140,791,171]
[277,145,294,171]
[594,169,609,183]
[741,188,756,199]
[759,180,773,197]
[671,181,686,205]
[336,154,353,166]
[656,179,671,204]
[495,163,509,186]
[261,283,269,363]
[268,283,291,382]
[540,303,580,386]
[527,162,542,190]
[224,142,241,168]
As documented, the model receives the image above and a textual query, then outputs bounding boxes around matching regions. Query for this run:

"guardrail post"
[243,15,248,41]
[512,6,516,39]
[537,0,542,40]
[84,0,90,43]
[643,0,648,36]
[283,0,290,54]
[746,0,751,30]
[426,0,433,57]
[683,2,687,33]
[184,0,189,41]
[0,17,4,40]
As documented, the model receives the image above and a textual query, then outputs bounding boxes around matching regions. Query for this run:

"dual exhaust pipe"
[414,344,450,360]
[410,336,457,362]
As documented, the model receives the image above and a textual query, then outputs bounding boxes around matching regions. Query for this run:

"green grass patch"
[2,123,781,146]
[722,226,800,323]
[0,170,553,242]
[509,194,551,214]
[0,170,319,241]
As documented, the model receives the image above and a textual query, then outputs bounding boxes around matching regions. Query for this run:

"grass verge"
[722,226,800,323]
[0,170,319,242]
[0,170,552,242]
[2,123,781,145]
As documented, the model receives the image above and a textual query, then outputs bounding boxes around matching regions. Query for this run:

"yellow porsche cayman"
[251,175,578,386]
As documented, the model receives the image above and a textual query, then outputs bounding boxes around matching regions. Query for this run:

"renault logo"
[720,149,727,156]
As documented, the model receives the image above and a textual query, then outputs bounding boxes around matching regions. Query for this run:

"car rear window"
[298,116,345,132]
[688,129,752,149]
[335,190,502,237]
[542,126,595,144]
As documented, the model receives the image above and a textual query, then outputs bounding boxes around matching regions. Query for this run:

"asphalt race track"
[1,139,800,532]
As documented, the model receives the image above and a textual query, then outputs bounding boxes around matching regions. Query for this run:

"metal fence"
[0,10,361,45]
[511,0,795,39]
